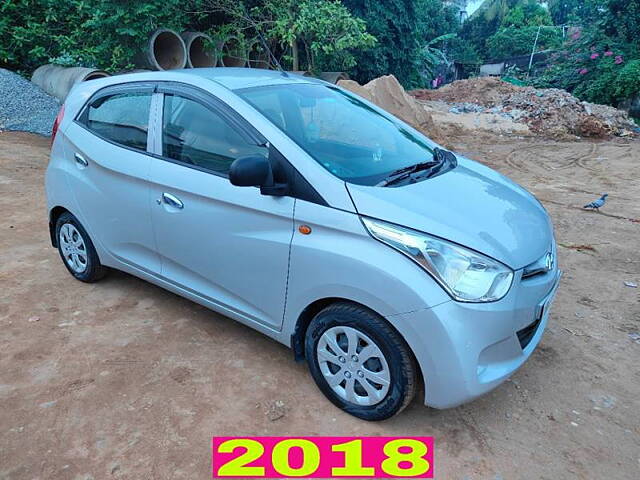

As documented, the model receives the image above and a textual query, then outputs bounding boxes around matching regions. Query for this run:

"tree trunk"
[291,38,299,71]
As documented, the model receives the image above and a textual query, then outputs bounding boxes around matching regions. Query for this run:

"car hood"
[347,156,552,269]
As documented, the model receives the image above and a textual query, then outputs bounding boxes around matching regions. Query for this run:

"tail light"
[51,104,65,146]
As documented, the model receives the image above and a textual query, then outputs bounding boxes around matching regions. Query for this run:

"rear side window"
[85,93,151,151]
[161,94,266,175]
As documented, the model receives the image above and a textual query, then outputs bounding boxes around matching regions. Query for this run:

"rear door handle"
[74,153,88,167]
[161,192,184,209]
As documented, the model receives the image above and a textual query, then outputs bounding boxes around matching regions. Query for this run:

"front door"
[148,91,294,330]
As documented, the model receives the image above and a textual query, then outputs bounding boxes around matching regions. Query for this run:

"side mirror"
[229,154,272,187]
[229,154,288,196]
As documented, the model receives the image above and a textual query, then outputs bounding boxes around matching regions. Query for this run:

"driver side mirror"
[229,154,288,196]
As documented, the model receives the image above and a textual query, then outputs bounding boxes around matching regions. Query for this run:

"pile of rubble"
[411,77,638,139]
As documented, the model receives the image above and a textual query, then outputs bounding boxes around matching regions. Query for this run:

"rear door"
[64,83,161,273]
[148,85,295,330]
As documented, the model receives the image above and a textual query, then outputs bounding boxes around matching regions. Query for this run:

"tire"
[55,212,106,283]
[305,302,417,421]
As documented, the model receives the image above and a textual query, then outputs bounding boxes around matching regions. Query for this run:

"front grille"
[522,243,556,279]
[517,318,541,350]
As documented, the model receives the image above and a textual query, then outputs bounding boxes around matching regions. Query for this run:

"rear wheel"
[305,302,417,421]
[55,212,106,282]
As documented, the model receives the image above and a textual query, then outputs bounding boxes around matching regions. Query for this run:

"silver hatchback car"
[46,68,561,420]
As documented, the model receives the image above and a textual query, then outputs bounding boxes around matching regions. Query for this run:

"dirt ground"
[1,130,639,480]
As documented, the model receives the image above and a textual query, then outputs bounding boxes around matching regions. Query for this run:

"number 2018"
[212,436,433,478]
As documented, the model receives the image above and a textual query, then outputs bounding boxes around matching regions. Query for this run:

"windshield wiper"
[375,160,440,187]
[375,148,458,187]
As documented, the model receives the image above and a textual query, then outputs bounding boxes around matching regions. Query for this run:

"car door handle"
[74,153,88,167]
[161,192,184,209]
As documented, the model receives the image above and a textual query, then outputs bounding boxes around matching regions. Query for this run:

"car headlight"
[362,218,514,302]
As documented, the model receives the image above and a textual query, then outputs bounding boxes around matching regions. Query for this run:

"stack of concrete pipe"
[31,28,351,101]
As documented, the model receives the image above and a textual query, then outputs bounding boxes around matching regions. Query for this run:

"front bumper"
[392,268,562,409]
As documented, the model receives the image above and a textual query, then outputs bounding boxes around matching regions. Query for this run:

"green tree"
[199,0,376,71]
[0,0,194,72]
[342,0,459,87]
[486,25,562,59]
[254,0,376,71]
[460,0,552,58]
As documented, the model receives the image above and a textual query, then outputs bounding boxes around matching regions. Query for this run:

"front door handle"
[161,192,184,209]
[74,153,88,167]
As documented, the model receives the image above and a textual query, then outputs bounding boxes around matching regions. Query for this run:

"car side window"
[85,92,151,150]
[161,94,267,175]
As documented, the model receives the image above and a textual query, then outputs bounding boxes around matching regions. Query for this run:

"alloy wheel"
[59,223,88,273]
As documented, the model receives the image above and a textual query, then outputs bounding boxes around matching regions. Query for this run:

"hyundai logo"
[544,252,554,271]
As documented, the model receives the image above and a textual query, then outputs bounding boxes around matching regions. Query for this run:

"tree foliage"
[342,0,459,87]
[532,24,637,106]
[246,0,376,71]
[462,0,558,59]
[486,26,562,59]
[0,0,193,72]
[0,0,376,73]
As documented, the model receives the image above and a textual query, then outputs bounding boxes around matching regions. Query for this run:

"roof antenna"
[241,6,289,77]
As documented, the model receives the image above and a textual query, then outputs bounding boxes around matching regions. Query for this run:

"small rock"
[589,393,616,409]
[265,400,287,421]
[570,421,579,427]
[628,333,640,344]
[28,316,40,322]
[624,281,638,288]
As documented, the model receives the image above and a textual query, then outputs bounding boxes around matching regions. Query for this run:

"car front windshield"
[236,83,435,186]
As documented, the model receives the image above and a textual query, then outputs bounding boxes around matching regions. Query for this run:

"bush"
[532,27,637,107]
[342,0,459,87]
[613,60,640,101]
[487,25,562,60]
[0,0,193,72]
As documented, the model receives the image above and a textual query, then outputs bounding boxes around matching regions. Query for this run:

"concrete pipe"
[136,28,187,70]
[181,32,217,68]
[218,37,247,67]
[247,42,270,69]
[287,71,314,77]
[317,72,350,84]
[31,64,109,101]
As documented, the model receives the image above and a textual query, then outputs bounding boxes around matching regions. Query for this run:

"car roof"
[181,67,322,90]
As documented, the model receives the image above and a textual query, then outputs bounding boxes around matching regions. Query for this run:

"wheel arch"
[49,206,71,247]
[290,297,425,389]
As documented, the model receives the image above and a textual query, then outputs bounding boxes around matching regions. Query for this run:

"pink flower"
[615,55,624,64]
[579,68,589,75]
[604,51,613,56]
[590,53,599,59]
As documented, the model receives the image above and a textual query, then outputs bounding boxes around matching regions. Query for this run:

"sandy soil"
[1,131,639,479]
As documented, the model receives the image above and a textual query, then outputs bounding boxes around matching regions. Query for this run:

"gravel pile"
[0,68,61,136]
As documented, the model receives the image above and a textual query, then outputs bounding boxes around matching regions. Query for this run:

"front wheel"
[305,302,417,421]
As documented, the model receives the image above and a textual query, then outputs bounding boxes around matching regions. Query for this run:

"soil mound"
[338,75,447,144]
[411,77,637,139]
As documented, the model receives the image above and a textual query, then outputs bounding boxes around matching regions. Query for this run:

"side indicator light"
[298,225,312,235]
